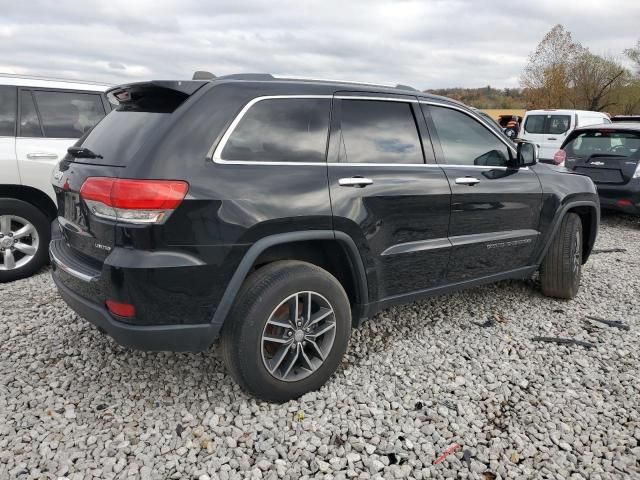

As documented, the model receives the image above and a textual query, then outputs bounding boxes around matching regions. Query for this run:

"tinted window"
[565,130,640,159]
[19,91,43,137]
[220,98,330,162]
[524,114,571,134]
[33,91,106,138]
[339,100,423,164]
[427,105,510,166]
[0,86,17,136]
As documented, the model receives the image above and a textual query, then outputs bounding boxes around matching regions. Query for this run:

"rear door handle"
[455,177,480,186]
[26,152,58,160]
[547,137,557,141]
[338,177,373,188]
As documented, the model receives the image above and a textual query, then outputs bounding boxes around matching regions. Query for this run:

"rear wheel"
[540,212,582,299]
[0,199,51,283]
[220,261,351,402]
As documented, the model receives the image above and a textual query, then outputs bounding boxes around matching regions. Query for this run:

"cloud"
[1,0,638,89]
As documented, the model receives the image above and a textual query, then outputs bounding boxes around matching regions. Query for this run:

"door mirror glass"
[517,141,538,166]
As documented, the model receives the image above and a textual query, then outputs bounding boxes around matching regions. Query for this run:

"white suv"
[519,109,611,164]
[0,74,111,281]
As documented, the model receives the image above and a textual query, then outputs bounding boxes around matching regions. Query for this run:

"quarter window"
[32,91,106,138]
[19,91,43,137]
[220,98,330,163]
[339,100,423,164]
[427,105,511,167]
[0,86,17,136]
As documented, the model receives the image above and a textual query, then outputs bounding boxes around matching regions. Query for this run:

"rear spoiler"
[106,81,208,113]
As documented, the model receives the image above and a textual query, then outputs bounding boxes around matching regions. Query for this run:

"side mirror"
[516,141,538,167]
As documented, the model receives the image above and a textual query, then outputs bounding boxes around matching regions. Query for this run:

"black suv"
[50,74,599,401]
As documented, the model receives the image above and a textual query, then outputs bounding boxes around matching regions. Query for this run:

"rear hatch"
[52,81,205,265]
[561,128,640,185]
[521,112,573,161]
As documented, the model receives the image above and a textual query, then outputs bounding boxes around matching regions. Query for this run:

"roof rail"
[212,73,416,91]
[0,72,112,87]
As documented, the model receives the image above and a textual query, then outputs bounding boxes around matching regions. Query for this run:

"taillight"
[80,177,188,224]
[106,299,136,318]
[553,149,567,165]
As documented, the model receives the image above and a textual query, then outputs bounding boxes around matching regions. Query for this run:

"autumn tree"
[570,53,628,111]
[521,24,584,108]
[625,40,640,74]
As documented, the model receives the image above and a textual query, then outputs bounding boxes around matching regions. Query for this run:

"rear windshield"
[524,114,571,134]
[564,130,640,159]
[76,110,170,165]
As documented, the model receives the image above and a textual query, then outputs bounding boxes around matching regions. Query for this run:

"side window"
[547,115,570,134]
[426,105,511,167]
[19,90,43,137]
[220,98,330,162]
[0,86,17,136]
[32,91,106,138]
[339,100,423,164]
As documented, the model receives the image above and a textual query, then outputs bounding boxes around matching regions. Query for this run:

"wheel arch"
[211,230,368,330]
[0,185,57,221]
[536,200,599,265]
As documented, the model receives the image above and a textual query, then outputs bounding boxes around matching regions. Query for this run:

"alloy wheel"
[261,291,337,382]
[0,215,39,271]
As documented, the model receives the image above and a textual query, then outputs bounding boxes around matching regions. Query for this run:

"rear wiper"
[67,146,103,159]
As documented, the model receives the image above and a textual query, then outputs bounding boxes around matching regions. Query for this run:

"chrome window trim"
[210,95,333,166]
[209,94,521,169]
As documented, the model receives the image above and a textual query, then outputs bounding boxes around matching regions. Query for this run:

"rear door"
[0,86,18,184]
[328,93,451,300]
[522,112,572,162]
[16,88,107,203]
[423,102,543,282]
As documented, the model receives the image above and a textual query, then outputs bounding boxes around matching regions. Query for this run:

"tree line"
[427,25,640,115]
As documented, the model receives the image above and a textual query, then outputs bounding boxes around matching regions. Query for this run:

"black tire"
[0,198,51,283]
[220,260,351,402]
[540,212,583,299]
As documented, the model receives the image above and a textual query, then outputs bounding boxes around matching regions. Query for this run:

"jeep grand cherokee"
[49,74,599,402]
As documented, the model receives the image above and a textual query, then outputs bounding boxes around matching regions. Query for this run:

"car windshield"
[564,130,640,159]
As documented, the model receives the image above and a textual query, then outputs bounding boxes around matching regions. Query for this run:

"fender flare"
[535,200,599,265]
[210,230,368,330]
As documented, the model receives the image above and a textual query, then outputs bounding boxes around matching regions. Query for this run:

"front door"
[423,103,543,282]
[522,112,572,162]
[328,94,452,301]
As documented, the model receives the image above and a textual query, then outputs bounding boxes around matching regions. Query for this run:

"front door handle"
[26,152,59,160]
[455,177,480,186]
[547,137,557,141]
[338,177,374,188]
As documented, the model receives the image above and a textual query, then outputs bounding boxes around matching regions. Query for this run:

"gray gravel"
[1,212,640,480]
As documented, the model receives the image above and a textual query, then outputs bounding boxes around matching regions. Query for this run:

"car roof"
[524,109,608,116]
[0,73,112,92]
[572,122,640,132]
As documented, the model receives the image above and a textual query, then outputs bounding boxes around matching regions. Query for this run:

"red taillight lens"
[80,177,188,224]
[617,199,633,207]
[106,299,136,318]
[553,149,567,165]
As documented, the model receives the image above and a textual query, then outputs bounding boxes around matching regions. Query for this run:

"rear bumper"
[596,182,640,214]
[52,271,218,351]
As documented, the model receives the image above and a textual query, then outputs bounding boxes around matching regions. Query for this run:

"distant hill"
[425,86,527,110]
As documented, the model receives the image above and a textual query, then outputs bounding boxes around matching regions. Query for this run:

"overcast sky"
[1,0,638,89]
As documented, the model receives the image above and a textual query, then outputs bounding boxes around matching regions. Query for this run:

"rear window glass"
[565,130,640,159]
[0,86,17,136]
[32,90,106,138]
[78,111,169,165]
[524,114,571,134]
[220,98,330,163]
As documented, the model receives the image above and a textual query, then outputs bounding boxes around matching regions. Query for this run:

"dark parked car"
[611,115,640,123]
[557,123,640,214]
[49,74,600,401]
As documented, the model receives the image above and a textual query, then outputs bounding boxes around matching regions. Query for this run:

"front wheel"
[0,199,51,283]
[540,212,583,299]
[220,261,351,402]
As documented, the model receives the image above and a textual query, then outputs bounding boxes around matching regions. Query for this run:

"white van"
[0,74,111,281]
[519,109,611,163]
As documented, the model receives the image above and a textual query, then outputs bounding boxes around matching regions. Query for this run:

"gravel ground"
[1,212,640,480]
